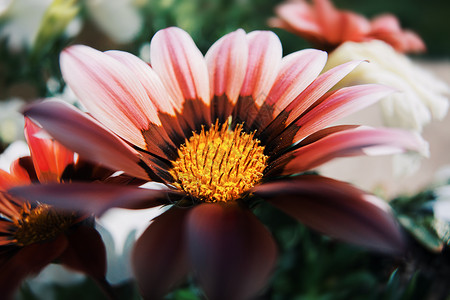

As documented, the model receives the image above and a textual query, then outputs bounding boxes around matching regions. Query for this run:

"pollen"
[13,202,76,246]
[169,122,267,203]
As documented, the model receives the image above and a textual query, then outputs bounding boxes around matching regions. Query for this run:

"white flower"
[0,0,53,50]
[0,98,26,145]
[97,203,169,284]
[325,40,449,132]
[85,0,144,44]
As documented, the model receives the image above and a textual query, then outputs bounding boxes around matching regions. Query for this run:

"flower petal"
[23,100,158,180]
[292,84,394,143]
[234,31,282,127]
[261,60,363,145]
[8,182,177,216]
[268,126,428,176]
[0,235,68,300]
[206,29,248,122]
[24,118,75,183]
[60,45,174,153]
[132,207,189,299]
[252,49,327,131]
[150,27,211,129]
[253,175,406,254]
[59,225,106,280]
[105,50,185,145]
[187,203,277,300]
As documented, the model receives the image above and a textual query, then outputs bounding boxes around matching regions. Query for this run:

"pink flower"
[269,0,425,53]
[13,27,427,300]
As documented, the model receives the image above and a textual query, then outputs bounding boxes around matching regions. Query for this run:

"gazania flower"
[269,0,425,53]
[0,118,112,299]
[15,27,427,300]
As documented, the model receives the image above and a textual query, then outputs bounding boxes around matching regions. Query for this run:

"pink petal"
[285,60,364,124]
[150,27,211,127]
[234,31,282,127]
[253,175,406,254]
[8,182,176,216]
[132,207,189,299]
[273,1,323,39]
[61,45,171,151]
[105,51,185,144]
[206,29,248,122]
[187,203,277,300]
[23,100,157,180]
[253,49,327,131]
[274,126,428,176]
[24,118,75,183]
[293,84,395,142]
[262,60,363,146]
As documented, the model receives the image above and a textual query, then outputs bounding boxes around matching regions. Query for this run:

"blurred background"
[0,1,449,299]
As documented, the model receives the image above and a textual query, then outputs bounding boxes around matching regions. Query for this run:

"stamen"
[170,122,267,203]
[13,203,76,246]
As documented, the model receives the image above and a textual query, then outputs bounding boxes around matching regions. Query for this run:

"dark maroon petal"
[8,183,180,216]
[0,236,68,300]
[23,100,158,181]
[187,202,277,300]
[132,207,190,300]
[253,175,406,255]
[59,225,106,280]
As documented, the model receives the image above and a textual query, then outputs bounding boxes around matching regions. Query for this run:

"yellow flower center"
[169,122,267,203]
[13,203,75,246]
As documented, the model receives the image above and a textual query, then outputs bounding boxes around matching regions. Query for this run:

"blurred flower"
[84,0,144,44]
[325,40,449,132]
[0,119,111,299]
[0,98,25,146]
[269,0,425,53]
[16,27,427,299]
[0,0,52,50]
[0,0,79,52]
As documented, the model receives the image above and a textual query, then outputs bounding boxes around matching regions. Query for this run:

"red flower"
[13,27,427,299]
[0,119,111,299]
[269,0,426,53]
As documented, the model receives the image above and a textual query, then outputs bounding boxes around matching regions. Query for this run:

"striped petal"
[261,60,363,144]
[268,126,428,176]
[105,51,185,145]
[206,29,248,122]
[60,45,174,153]
[293,84,395,142]
[24,118,74,183]
[23,101,156,180]
[252,49,327,131]
[187,203,277,300]
[253,175,406,255]
[150,27,211,129]
[234,31,282,127]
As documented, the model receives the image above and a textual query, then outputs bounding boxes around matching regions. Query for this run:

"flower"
[0,0,79,51]
[269,0,425,53]
[324,40,449,132]
[0,118,111,299]
[85,0,144,44]
[14,27,427,300]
